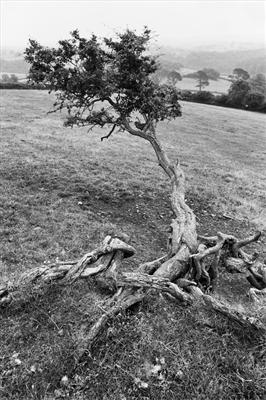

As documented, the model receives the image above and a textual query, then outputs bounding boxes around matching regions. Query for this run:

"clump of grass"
[72,296,266,400]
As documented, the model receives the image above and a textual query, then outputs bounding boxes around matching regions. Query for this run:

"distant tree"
[192,91,215,104]
[1,73,19,83]
[202,68,220,81]
[10,74,18,83]
[215,94,229,107]
[167,70,182,86]
[244,92,265,110]
[232,68,250,81]
[249,73,266,95]
[227,70,266,110]
[196,70,209,91]
[1,74,10,83]
[227,79,251,108]
[179,89,193,101]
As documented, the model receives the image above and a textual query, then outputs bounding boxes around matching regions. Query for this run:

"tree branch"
[101,124,116,141]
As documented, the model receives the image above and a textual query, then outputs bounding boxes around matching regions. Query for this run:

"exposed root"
[75,288,146,360]
[1,229,265,362]
[76,266,266,361]
[0,236,135,307]
[248,287,266,302]
[192,231,262,290]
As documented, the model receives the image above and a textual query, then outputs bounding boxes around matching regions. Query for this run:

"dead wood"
[192,230,262,288]
[0,236,135,307]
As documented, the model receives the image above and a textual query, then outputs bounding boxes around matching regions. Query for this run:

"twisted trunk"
[122,122,198,280]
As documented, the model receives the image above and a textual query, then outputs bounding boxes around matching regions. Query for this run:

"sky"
[1,0,265,50]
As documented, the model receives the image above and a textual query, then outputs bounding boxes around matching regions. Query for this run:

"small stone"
[151,364,162,374]
[134,377,149,389]
[175,370,184,380]
[54,389,64,398]
[30,365,37,373]
[60,375,69,386]
[224,176,234,183]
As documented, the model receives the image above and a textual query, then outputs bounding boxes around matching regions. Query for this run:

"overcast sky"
[1,0,265,50]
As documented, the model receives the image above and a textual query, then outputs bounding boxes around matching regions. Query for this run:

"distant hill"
[181,49,266,75]
[155,47,266,75]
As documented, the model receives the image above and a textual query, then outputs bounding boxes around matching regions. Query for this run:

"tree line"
[180,68,266,112]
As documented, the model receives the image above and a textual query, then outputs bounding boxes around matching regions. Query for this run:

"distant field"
[0,90,266,400]
[177,77,231,94]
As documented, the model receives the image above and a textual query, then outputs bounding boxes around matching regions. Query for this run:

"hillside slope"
[0,90,265,399]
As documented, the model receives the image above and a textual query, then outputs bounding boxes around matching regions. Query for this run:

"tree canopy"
[232,68,250,81]
[25,28,181,138]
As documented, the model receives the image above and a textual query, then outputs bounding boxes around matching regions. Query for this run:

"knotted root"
[191,231,262,290]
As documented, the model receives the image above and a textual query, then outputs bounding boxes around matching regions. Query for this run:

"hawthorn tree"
[1,28,264,358]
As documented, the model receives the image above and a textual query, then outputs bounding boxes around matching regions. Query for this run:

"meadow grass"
[0,90,265,399]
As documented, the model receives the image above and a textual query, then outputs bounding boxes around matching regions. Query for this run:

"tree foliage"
[249,73,266,96]
[232,68,250,81]
[227,69,266,110]
[25,28,181,136]
[0,73,19,84]
[227,79,251,108]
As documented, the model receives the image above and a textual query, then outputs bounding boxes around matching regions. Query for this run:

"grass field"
[0,90,266,399]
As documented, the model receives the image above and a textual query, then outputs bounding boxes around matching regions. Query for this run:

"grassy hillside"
[0,90,265,399]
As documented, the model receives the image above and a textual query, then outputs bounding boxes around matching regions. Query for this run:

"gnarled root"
[248,287,266,302]
[0,235,135,307]
[191,231,262,291]
[1,230,265,363]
